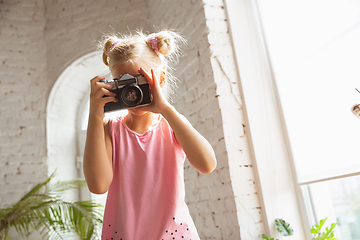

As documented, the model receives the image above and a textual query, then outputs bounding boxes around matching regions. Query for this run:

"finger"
[91,77,110,94]
[90,75,104,83]
[92,87,116,99]
[139,67,153,85]
[91,81,114,94]
[90,76,105,89]
[151,69,158,87]
[96,81,114,90]
[100,97,118,105]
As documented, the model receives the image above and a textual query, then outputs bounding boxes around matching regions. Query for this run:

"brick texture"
[0,0,48,202]
[0,0,265,239]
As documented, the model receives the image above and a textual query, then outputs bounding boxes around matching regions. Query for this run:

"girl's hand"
[137,67,170,114]
[89,76,117,119]
[138,68,217,174]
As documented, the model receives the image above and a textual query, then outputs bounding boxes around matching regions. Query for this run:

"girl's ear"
[159,70,166,88]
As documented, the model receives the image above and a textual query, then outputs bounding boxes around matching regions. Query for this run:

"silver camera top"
[103,74,147,88]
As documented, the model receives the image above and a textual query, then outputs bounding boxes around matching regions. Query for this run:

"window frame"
[223,0,311,238]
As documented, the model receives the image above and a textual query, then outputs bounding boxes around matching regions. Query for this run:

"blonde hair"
[100,30,185,101]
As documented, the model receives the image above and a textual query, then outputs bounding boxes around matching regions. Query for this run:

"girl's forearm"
[161,105,217,174]
[83,116,113,194]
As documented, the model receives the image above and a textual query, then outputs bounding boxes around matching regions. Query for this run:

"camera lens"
[121,85,143,107]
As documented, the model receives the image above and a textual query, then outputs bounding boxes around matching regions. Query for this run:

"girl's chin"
[128,108,148,115]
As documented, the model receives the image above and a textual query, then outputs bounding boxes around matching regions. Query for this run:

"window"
[306,175,360,239]
[257,0,360,180]
[226,0,360,238]
[257,0,360,239]
[47,51,108,199]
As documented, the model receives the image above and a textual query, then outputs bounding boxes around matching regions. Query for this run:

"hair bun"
[102,37,119,66]
[155,31,174,56]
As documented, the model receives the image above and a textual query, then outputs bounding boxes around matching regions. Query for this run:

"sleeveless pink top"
[101,116,200,240]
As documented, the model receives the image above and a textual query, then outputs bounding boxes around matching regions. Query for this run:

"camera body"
[100,74,152,112]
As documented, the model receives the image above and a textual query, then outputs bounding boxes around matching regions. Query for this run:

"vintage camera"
[100,74,152,112]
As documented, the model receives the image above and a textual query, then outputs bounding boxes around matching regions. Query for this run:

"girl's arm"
[162,105,217,174]
[138,68,217,174]
[83,76,117,194]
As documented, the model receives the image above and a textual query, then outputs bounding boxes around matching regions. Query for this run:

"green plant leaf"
[261,234,278,240]
[20,171,56,202]
[311,217,328,234]
[319,222,338,240]
[329,222,338,232]
[275,218,294,236]
[0,170,103,240]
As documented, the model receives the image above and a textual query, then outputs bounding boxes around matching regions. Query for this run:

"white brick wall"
[0,1,48,238]
[0,0,48,204]
[0,0,266,239]
[204,1,266,236]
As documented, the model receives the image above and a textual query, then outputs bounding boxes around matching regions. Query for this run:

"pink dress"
[101,116,200,240]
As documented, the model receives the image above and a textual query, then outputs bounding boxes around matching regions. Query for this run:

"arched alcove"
[46,51,109,201]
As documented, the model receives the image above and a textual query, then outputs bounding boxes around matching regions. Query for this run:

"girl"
[83,30,217,240]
